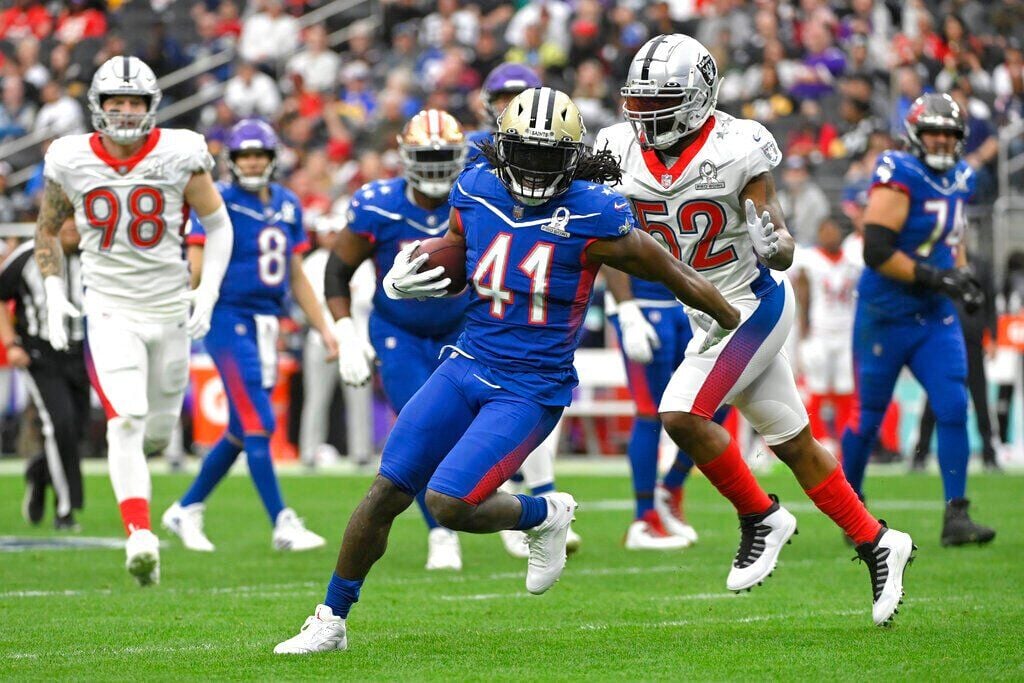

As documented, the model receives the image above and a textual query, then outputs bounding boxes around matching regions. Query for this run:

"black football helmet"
[904,93,965,171]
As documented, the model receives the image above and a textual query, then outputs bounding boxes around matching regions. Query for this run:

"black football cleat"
[22,457,46,526]
[941,498,995,546]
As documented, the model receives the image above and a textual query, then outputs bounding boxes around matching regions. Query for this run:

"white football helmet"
[88,56,161,144]
[621,34,721,150]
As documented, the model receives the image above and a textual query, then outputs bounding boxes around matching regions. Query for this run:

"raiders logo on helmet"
[696,53,717,87]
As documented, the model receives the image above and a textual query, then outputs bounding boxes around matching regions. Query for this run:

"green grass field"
[1,465,1022,680]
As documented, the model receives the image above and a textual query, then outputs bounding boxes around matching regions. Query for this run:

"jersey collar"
[641,116,716,189]
[89,128,161,175]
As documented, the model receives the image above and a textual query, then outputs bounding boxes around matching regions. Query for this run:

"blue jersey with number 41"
[857,151,977,320]
[449,165,637,406]
[187,181,308,315]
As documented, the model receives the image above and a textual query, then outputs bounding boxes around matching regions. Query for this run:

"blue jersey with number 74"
[186,181,309,315]
[857,150,977,320]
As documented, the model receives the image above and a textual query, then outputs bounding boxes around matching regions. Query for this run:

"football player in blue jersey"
[466,62,541,166]
[275,87,740,654]
[840,94,995,547]
[162,119,338,553]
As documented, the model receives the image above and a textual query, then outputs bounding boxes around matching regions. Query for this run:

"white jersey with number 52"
[43,127,214,322]
[596,112,783,302]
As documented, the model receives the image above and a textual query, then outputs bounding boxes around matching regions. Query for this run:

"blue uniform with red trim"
[379,164,636,502]
[842,151,977,502]
[346,177,469,413]
[188,181,308,435]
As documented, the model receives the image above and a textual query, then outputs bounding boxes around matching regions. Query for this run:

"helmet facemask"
[229,149,276,192]
[621,81,719,150]
[400,144,467,198]
[906,123,964,172]
[90,93,160,145]
[494,133,583,206]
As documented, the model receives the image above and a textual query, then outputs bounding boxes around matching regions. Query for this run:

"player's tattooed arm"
[325,229,375,320]
[34,180,74,277]
[739,172,794,270]
[587,230,740,329]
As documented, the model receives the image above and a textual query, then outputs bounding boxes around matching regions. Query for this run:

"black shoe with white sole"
[854,523,916,626]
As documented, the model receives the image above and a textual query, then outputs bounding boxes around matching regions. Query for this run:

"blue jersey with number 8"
[187,181,308,315]
[857,151,977,320]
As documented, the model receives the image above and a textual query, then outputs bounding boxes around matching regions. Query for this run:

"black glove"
[914,264,984,314]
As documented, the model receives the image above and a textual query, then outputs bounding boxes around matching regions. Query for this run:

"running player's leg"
[369,313,445,531]
[908,320,995,545]
[85,313,151,536]
[840,313,908,496]
[324,357,477,619]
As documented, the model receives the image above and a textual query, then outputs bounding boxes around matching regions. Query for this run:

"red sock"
[698,439,773,515]
[804,466,881,545]
[119,498,151,536]
[807,394,828,441]
[831,394,854,437]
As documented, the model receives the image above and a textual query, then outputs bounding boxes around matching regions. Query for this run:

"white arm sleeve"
[195,204,233,296]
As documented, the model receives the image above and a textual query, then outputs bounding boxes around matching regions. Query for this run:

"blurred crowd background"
[0,0,1022,463]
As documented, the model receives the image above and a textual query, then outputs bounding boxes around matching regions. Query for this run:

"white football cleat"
[654,485,699,544]
[525,492,577,595]
[162,502,215,552]
[273,508,326,552]
[726,495,797,592]
[273,604,347,654]
[499,529,530,559]
[855,525,916,626]
[125,528,160,587]
[625,510,691,550]
[426,527,463,570]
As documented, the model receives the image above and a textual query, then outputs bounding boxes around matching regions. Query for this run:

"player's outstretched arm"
[586,230,740,330]
[34,181,80,351]
[291,253,339,361]
[324,229,378,385]
[739,172,795,270]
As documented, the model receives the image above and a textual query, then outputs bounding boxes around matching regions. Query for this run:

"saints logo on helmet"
[398,110,467,198]
[904,93,965,172]
[621,34,720,150]
[494,87,585,206]
[87,56,161,145]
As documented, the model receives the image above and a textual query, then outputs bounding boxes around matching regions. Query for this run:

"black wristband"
[913,262,944,289]
[324,252,354,300]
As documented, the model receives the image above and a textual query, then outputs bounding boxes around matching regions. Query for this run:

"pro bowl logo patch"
[695,160,725,190]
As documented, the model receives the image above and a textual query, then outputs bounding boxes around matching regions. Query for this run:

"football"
[414,237,468,294]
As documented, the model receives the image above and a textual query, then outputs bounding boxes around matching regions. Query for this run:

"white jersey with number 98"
[595,111,783,302]
[43,127,214,322]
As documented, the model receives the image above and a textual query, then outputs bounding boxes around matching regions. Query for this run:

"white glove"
[43,276,80,352]
[616,300,660,364]
[692,311,734,354]
[383,241,450,300]
[182,287,218,339]
[334,317,376,386]
[744,198,779,260]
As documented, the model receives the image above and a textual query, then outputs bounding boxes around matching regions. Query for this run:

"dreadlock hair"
[476,141,624,187]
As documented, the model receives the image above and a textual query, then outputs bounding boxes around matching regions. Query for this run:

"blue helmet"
[227,118,279,191]
[481,63,542,123]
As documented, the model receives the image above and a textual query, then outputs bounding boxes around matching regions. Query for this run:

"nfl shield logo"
[512,205,524,219]
[661,173,673,188]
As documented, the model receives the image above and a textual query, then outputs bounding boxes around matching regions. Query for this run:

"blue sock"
[936,421,969,501]
[244,434,285,524]
[841,408,884,497]
[629,417,661,518]
[662,451,694,489]
[531,482,555,496]
[324,572,363,619]
[181,436,242,506]
[415,489,440,530]
[513,494,549,530]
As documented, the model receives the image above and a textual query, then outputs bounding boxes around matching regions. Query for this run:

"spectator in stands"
[572,60,617,142]
[421,0,478,49]
[568,19,602,66]
[949,80,1000,202]
[0,76,36,143]
[33,82,84,138]
[92,32,129,75]
[505,20,567,74]
[286,24,340,95]
[0,0,52,41]
[238,0,300,68]
[47,43,85,90]
[14,37,50,92]
[789,19,846,101]
[505,0,571,51]
[336,61,376,128]
[186,11,233,82]
[890,66,925,135]
[833,76,882,159]
[777,155,830,246]
[993,38,1024,123]
[0,161,31,223]
[224,61,282,119]
[54,0,107,47]
[378,21,421,80]
[214,0,243,40]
